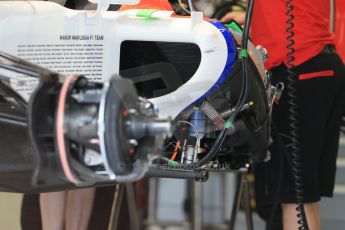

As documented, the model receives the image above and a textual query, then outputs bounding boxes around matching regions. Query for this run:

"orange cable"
[170,141,180,161]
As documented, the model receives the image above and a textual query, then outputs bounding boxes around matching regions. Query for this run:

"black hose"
[146,168,208,181]
[285,0,309,229]
[233,0,254,118]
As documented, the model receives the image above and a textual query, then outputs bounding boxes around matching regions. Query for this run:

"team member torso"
[251,0,334,70]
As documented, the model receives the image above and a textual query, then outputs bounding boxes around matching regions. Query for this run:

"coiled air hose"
[285,0,309,229]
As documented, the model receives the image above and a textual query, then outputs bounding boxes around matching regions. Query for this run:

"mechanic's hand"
[220,11,246,25]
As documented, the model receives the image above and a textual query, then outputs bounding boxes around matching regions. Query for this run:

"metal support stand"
[147,178,159,224]
[126,183,141,230]
[109,184,124,230]
[144,171,254,230]
[229,172,253,230]
[191,181,203,230]
[109,183,140,230]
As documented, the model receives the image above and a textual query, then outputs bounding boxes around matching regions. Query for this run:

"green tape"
[168,160,178,167]
[224,21,243,34]
[136,9,159,18]
[224,121,232,129]
[241,49,248,58]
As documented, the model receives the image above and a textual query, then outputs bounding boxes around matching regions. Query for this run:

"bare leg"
[40,191,67,230]
[282,202,320,230]
[65,188,96,230]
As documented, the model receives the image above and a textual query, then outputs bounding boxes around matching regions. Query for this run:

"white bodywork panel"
[0,1,232,118]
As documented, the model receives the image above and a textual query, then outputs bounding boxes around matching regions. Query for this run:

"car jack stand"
[229,172,254,230]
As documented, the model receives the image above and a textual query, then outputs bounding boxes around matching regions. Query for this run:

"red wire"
[170,141,180,161]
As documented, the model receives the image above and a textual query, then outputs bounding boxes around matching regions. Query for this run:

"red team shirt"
[250,0,334,70]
